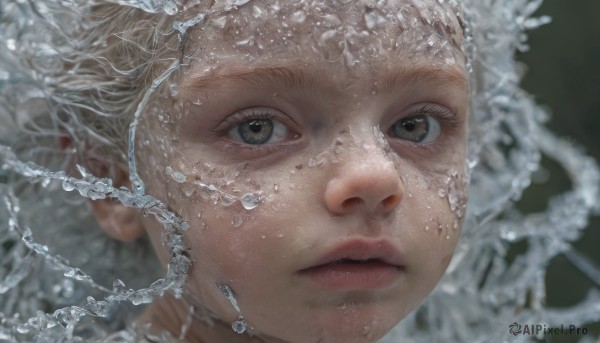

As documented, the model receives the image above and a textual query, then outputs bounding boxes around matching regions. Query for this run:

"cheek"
[189,191,308,270]
[178,184,287,279]
[397,170,467,284]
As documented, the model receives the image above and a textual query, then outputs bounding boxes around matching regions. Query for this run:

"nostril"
[341,197,362,210]
[382,195,400,209]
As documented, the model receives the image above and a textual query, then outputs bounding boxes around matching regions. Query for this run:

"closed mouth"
[299,257,404,290]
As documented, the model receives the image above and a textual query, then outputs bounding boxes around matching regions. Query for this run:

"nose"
[324,157,404,216]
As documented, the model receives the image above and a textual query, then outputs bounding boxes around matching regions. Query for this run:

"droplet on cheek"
[184,187,195,197]
[232,215,243,228]
[240,193,261,210]
[221,193,238,207]
[290,10,306,24]
[165,166,187,183]
[232,318,247,334]
[215,283,248,334]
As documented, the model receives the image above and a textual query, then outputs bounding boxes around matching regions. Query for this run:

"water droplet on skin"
[241,193,260,210]
[216,283,246,333]
[446,235,451,240]
[453,221,459,230]
[252,5,263,18]
[408,193,413,198]
[438,189,446,197]
[323,14,342,26]
[235,37,255,46]
[232,215,243,228]
[211,16,227,28]
[277,233,284,238]
[165,166,186,183]
[425,225,430,231]
[290,10,306,24]
[232,317,247,334]
[221,193,237,207]
[225,0,251,11]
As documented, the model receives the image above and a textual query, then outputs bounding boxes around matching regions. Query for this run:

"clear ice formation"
[217,283,248,334]
[0,0,598,342]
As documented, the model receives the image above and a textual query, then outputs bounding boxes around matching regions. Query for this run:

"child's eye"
[227,109,290,145]
[389,115,441,144]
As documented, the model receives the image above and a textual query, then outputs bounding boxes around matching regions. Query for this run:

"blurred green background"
[516,0,600,341]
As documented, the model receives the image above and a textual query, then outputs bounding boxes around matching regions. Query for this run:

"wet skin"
[131,1,469,342]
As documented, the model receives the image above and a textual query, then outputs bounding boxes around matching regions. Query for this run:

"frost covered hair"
[1,2,181,169]
[1,0,599,342]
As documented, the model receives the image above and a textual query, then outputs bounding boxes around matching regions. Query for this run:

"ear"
[88,166,145,242]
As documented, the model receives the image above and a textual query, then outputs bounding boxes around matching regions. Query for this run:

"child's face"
[135,1,468,341]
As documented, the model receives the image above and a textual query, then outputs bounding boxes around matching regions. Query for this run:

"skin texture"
[94,1,469,342]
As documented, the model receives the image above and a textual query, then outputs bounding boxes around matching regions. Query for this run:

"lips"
[298,239,405,290]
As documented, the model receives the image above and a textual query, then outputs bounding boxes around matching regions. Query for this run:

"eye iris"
[239,119,274,144]
[393,115,429,142]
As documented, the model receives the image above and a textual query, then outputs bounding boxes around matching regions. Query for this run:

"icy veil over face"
[0,0,598,342]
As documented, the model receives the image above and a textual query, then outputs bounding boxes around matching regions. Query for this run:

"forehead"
[181,0,466,72]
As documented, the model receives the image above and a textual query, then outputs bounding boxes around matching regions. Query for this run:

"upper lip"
[300,239,405,270]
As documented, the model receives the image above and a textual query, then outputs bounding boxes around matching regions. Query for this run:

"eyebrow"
[180,65,324,95]
[179,64,467,96]
[380,65,467,93]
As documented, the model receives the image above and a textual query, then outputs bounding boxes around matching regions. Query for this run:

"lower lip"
[300,261,402,290]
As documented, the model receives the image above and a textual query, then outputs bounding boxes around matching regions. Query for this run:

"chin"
[301,302,404,343]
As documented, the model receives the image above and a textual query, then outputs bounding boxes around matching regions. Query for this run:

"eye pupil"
[402,118,423,132]
[390,115,438,143]
[248,120,265,133]
[238,119,274,144]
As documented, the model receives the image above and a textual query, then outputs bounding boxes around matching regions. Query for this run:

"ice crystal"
[0,0,598,342]
[217,283,248,334]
